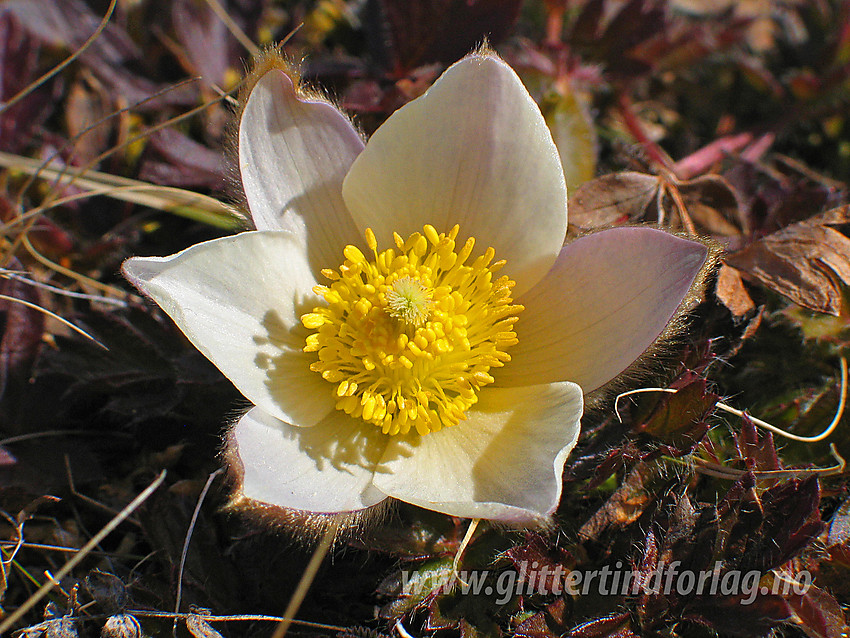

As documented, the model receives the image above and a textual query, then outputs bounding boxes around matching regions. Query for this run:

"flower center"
[301,225,523,436]
[385,276,433,327]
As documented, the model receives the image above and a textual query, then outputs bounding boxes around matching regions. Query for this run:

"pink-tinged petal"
[498,228,708,392]
[341,53,568,297]
[122,231,336,427]
[239,68,363,268]
[372,382,582,524]
[230,407,388,513]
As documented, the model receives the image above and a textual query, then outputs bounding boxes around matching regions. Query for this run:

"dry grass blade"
[15,76,202,205]
[615,357,847,444]
[0,293,106,348]
[0,151,243,230]
[19,235,128,299]
[173,469,224,637]
[119,609,349,632]
[0,270,127,307]
[0,0,118,115]
[203,0,260,56]
[0,470,167,634]
[58,90,244,205]
[271,518,341,638]
[452,518,480,575]
[715,357,848,444]
[691,444,846,480]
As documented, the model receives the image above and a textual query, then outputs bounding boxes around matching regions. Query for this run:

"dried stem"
[0,470,167,634]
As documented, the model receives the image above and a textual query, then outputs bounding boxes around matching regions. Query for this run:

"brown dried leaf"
[725,205,850,315]
[65,77,111,165]
[786,582,850,638]
[568,171,659,230]
[85,570,127,614]
[0,11,60,154]
[577,462,657,542]
[735,415,782,474]
[101,614,142,638]
[18,495,61,525]
[186,615,225,638]
[683,593,793,637]
[827,498,850,547]
[504,533,575,592]
[715,264,756,318]
[138,128,226,191]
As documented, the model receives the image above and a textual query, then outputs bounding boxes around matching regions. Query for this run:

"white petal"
[373,383,582,524]
[341,53,568,297]
[498,228,708,392]
[230,407,388,513]
[239,68,363,268]
[122,231,336,426]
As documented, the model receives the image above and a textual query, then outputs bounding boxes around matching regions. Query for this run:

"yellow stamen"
[302,226,522,436]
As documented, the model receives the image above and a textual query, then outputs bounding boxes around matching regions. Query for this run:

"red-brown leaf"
[725,205,850,315]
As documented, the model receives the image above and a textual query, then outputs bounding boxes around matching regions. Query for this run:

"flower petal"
[372,382,582,524]
[498,228,709,392]
[229,407,388,513]
[341,53,568,297]
[239,68,363,268]
[122,231,336,427]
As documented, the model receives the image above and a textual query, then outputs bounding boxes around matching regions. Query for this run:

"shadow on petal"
[249,307,337,427]
[274,177,364,274]
[372,382,582,522]
[227,406,396,514]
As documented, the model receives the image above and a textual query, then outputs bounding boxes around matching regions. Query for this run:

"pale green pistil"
[385,276,433,327]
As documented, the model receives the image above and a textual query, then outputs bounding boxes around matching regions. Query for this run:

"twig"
[0,511,25,593]
[616,92,674,173]
[0,470,166,634]
[0,541,145,560]
[663,181,698,236]
[129,609,348,632]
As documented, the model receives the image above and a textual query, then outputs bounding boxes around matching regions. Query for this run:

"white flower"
[123,51,708,525]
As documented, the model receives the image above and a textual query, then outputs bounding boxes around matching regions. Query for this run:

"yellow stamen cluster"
[301,225,523,436]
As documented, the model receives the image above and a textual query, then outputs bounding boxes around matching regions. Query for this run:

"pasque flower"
[123,51,708,525]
